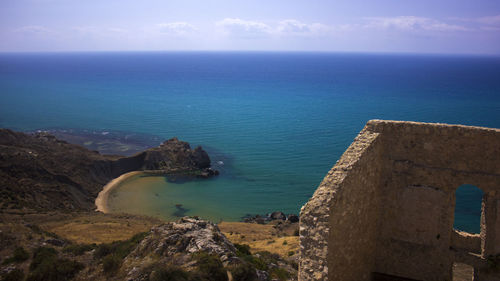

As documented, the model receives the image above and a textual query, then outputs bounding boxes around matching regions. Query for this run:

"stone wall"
[299,120,500,281]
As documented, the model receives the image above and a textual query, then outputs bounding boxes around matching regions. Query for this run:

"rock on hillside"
[119,217,237,281]
[124,217,238,272]
[0,129,214,211]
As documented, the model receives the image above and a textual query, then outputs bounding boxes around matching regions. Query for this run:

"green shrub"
[287,251,294,257]
[269,267,290,281]
[192,252,228,281]
[27,247,84,281]
[94,232,148,275]
[29,247,58,271]
[102,255,121,273]
[95,232,148,260]
[149,266,190,281]
[1,269,24,281]
[3,247,29,264]
[63,243,96,256]
[242,255,267,271]
[255,251,280,264]
[234,244,251,257]
[293,229,299,236]
[229,262,257,281]
[282,240,287,245]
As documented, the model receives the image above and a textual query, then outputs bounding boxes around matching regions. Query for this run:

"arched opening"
[454,184,483,234]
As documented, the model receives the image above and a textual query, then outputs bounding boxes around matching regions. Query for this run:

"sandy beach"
[95,171,145,213]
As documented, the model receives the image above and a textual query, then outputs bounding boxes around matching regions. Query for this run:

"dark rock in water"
[287,214,299,223]
[197,168,219,178]
[173,204,189,217]
[242,212,299,224]
[192,146,211,169]
[270,211,286,221]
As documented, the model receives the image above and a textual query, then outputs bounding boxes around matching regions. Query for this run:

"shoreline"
[95,171,150,213]
[95,168,216,215]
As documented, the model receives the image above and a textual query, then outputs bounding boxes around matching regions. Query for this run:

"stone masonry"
[299,120,500,281]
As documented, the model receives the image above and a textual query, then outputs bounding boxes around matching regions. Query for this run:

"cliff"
[0,129,214,212]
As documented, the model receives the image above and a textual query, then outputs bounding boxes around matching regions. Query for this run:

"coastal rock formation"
[0,129,215,211]
[139,137,211,171]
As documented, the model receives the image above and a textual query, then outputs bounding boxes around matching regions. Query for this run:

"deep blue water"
[1,52,499,232]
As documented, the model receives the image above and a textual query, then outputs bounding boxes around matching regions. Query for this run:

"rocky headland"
[0,129,217,212]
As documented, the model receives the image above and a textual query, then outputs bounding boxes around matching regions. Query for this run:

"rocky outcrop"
[127,217,238,266]
[139,137,211,171]
[121,217,240,281]
[0,129,216,212]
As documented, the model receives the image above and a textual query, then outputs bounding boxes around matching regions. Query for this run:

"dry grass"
[41,213,162,244]
[218,222,299,257]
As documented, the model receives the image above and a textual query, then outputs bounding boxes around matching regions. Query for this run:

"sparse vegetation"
[102,255,121,273]
[95,232,148,273]
[192,252,228,281]
[3,247,29,264]
[269,267,290,281]
[95,232,147,259]
[228,262,257,281]
[63,243,97,256]
[27,247,84,281]
[149,265,191,281]
[234,243,251,256]
[1,269,25,281]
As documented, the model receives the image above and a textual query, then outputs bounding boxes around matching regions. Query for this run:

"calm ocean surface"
[1,52,499,232]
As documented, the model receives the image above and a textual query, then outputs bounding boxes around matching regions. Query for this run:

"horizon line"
[0,49,499,57]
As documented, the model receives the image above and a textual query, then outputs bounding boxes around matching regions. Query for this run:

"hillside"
[0,129,213,211]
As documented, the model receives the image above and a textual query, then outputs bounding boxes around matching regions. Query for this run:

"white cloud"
[216,18,272,37]
[277,20,330,36]
[15,25,52,34]
[477,14,500,25]
[216,18,331,38]
[365,16,470,32]
[157,22,197,35]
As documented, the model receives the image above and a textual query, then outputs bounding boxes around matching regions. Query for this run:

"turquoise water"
[1,52,499,231]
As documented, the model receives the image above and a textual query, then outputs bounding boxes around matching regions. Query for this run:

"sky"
[1,0,500,54]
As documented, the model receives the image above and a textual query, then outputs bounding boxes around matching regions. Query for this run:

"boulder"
[286,214,299,223]
[270,211,286,221]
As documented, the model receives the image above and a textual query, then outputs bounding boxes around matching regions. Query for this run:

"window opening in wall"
[453,184,483,234]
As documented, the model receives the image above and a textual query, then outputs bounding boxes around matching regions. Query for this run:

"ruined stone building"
[299,120,500,281]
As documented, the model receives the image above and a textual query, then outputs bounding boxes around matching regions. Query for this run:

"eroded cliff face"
[0,129,213,211]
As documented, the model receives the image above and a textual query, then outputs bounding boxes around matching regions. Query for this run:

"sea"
[1,51,499,233]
